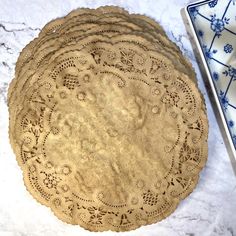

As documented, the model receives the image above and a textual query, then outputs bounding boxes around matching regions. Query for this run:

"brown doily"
[8,6,208,232]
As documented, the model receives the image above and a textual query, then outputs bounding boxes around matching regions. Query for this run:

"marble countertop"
[0,0,236,235]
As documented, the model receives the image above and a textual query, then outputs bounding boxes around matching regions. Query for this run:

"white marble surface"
[0,0,236,235]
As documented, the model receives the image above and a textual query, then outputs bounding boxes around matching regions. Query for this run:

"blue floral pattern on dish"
[219,90,229,111]
[189,7,199,20]
[187,0,236,151]
[210,14,229,37]
[228,66,236,79]
[208,0,218,8]
[198,30,204,37]
[229,120,234,128]
[224,44,233,53]
[202,44,217,62]
[212,72,219,81]
[223,66,236,79]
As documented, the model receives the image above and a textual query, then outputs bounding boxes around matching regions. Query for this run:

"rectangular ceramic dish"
[184,0,236,162]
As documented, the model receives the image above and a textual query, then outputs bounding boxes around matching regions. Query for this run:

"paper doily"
[8,6,208,232]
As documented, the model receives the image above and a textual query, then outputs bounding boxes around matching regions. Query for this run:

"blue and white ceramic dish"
[185,0,236,160]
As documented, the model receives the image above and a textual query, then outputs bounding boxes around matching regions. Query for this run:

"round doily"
[8,6,208,232]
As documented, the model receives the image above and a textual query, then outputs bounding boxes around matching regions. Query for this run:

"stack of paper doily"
[8,6,208,232]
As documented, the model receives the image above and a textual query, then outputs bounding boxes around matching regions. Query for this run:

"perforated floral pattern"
[8,6,208,232]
